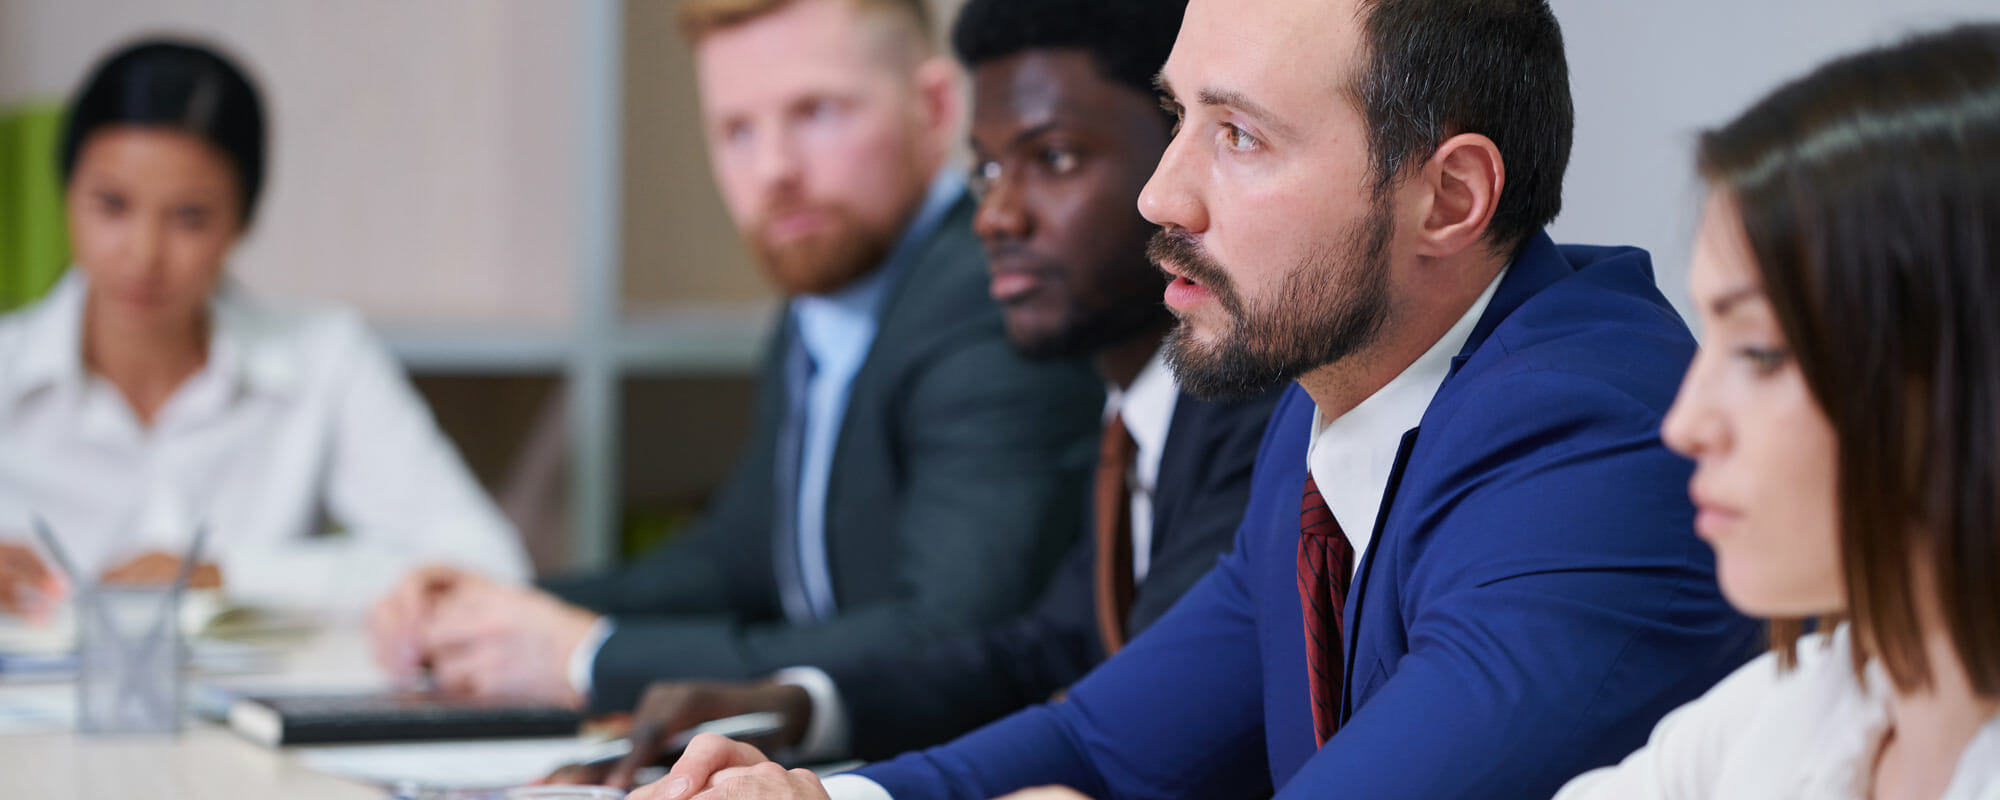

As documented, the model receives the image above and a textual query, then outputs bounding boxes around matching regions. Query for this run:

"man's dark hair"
[1353,0,1573,253]
[950,0,1188,100]
[60,38,267,226]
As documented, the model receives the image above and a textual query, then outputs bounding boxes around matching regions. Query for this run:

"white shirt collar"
[1106,348,1178,582]
[1306,267,1508,569]
[208,283,305,397]
[0,270,302,412]
[1,270,89,403]
[1106,348,1178,465]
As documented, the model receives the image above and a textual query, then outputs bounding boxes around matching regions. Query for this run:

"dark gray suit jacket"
[829,387,1281,759]
[541,195,1104,711]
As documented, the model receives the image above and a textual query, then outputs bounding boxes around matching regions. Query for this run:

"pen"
[577,710,787,770]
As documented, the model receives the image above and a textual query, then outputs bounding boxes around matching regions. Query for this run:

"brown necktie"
[1094,412,1138,655]
[1297,475,1354,747]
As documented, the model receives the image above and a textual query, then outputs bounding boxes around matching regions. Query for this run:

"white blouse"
[0,272,529,615]
[1557,626,2000,800]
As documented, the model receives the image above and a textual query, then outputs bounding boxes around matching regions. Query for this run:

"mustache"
[1147,229,1230,289]
[753,188,835,231]
[1147,228,1246,319]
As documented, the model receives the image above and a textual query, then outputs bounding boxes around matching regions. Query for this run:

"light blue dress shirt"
[569,173,967,697]
[786,172,965,621]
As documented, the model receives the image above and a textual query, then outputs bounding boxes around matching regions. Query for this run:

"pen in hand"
[0,540,63,622]
[539,711,786,789]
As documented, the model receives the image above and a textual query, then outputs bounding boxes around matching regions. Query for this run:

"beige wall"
[0,0,587,327]
[619,0,767,309]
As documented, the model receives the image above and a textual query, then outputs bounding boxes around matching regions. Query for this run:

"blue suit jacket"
[855,233,1763,799]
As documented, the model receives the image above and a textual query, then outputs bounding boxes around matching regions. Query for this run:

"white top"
[1306,269,1502,576]
[0,272,530,615]
[1557,626,2000,800]
[781,349,1180,763]
[823,272,1508,800]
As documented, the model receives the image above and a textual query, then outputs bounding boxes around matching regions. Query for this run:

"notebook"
[228,690,583,746]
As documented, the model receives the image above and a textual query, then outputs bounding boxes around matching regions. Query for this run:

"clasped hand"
[368,564,600,706]
[539,679,811,789]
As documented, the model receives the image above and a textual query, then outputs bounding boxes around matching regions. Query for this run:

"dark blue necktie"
[773,334,818,624]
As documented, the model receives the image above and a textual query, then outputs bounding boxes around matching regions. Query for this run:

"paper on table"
[295,737,628,790]
[0,637,280,681]
[0,589,317,649]
[0,684,73,734]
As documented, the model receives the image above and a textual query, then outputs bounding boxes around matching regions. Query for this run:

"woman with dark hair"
[1557,23,2000,799]
[0,39,527,616]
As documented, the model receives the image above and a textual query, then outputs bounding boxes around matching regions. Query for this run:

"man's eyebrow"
[1153,72,1176,102]
[1196,87,1296,139]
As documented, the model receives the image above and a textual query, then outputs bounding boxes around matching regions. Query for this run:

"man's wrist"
[770,666,849,761]
[566,616,614,703]
[821,774,895,800]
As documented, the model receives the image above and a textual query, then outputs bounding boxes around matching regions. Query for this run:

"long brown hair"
[1696,23,2000,694]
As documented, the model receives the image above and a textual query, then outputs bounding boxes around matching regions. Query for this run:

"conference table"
[0,625,598,799]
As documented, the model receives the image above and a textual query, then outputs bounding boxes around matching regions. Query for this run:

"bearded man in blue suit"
[636,0,1761,798]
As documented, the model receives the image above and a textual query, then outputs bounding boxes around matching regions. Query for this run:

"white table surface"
[0,627,402,799]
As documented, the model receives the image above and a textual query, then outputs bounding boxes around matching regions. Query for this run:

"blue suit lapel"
[1456,232,1573,366]
[1335,231,1576,721]
[1339,425,1421,722]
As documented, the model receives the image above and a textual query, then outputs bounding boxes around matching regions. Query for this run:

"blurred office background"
[0,0,1989,578]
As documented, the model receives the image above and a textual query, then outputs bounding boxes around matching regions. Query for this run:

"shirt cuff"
[567,617,615,701]
[770,666,850,762]
[821,774,894,800]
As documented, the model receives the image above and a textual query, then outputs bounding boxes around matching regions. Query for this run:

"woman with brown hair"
[1557,22,2000,800]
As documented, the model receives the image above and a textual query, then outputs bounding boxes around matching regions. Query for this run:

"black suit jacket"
[827,385,1281,759]
[541,195,1104,711]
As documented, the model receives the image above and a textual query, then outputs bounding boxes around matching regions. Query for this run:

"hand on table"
[100,551,223,589]
[369,565,468,678]
[628,734,829,800]
[0,541,62,620]
[416,569,598,706]
[539,680,811,788]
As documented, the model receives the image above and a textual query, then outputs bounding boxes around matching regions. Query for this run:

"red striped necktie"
[1297,475,1355,747]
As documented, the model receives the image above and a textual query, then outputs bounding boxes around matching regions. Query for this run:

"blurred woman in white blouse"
[1556,23,2000,800]
[0,39,528,617]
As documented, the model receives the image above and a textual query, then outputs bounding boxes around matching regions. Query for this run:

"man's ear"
[1410,133,1504,259]
[913,56,965,148]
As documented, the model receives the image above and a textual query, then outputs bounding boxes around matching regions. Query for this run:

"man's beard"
[750,202,899,296]
[1153,199,1395,401]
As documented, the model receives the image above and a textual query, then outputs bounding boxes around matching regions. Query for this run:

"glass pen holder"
[74,582,186,735]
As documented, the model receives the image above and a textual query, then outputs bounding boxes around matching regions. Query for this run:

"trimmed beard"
[750,203,898,297]
[1155,198,1395,401]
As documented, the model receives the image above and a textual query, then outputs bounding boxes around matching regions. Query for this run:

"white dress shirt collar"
[1,270,303,413]
[1104,348,1178,582]
[1106,349,1177,467]
[1307,268,1507,572]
